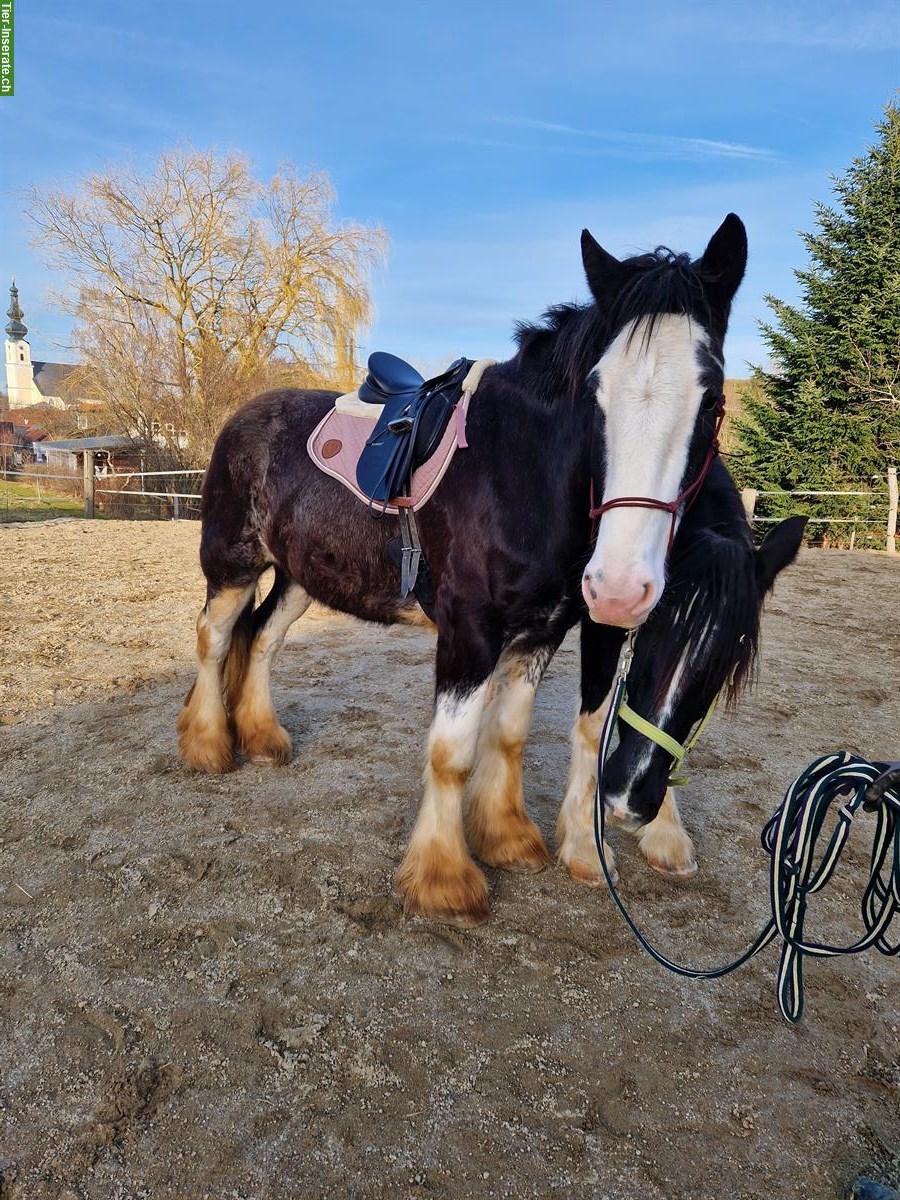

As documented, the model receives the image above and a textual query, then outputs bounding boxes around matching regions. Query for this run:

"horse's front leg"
[557,618,624,885]
[466,642,558,873]
[636,788,698,877]
[396,610,500,927]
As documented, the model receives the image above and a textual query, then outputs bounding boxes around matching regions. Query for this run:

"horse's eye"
[700,392,720,411]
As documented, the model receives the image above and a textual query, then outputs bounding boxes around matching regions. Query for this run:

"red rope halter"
[589,397,726,553]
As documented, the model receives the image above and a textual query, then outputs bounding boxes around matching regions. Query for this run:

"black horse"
[556,459,806,888]
[179,216,753,925]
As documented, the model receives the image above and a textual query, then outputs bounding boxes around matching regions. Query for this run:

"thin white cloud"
[487,116,780,162]
[30,15,231,76]
[729,5,900,50]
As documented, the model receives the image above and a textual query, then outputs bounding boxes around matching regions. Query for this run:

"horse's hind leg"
[229,571,311,765]
[465,644,555,873]
[178,582,257,773]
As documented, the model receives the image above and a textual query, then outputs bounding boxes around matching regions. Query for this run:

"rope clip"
[617,628,637,681]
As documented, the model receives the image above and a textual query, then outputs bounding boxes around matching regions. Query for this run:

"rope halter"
[590,396,726,552]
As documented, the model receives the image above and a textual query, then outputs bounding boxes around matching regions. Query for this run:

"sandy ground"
[0,519,898,1200]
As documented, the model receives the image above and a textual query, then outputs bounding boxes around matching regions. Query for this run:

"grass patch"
[1,479,85,523]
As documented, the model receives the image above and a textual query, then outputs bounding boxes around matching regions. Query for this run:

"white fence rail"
[3,441,898,552]
[91,467,204,519]
[741,467,897,553]
[1,452,205,522]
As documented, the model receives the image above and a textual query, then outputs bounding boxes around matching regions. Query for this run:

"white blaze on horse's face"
[583,313,711,628]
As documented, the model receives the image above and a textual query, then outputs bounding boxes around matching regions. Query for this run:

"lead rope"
[592,634,900,1023]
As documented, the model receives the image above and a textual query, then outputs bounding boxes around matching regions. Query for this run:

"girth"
[352,354,474,616]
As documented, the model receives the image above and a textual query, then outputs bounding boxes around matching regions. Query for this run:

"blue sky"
[1,0,897,376]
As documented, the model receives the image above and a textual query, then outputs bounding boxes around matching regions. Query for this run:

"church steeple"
[6,279,27,340]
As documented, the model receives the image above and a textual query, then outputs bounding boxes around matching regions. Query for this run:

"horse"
[556,457,807,888]
[178,214,750,926]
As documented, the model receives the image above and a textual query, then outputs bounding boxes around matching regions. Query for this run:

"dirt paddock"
[0,520,898,1200]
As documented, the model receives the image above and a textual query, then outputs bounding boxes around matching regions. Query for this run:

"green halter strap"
[617,684,720,787]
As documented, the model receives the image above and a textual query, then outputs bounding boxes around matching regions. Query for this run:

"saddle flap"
[307,406,462,515]
[356,357,471,505]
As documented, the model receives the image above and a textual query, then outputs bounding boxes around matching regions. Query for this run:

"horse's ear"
[699,214,748,307]
[755,516,807,594]
[581,229,622,301]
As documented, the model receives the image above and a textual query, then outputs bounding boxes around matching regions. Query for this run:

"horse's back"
[199,386,417,622]
[204,387,337,502]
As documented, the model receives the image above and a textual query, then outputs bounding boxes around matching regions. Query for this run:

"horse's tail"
[222,568,293,714]
[222,592,259,715]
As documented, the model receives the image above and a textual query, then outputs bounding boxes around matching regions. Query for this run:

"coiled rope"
[593,647,900,1023]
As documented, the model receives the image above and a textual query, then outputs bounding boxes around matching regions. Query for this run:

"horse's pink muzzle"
[582,570,657,628]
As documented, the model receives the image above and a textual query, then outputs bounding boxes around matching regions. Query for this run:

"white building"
[4,281,80,413]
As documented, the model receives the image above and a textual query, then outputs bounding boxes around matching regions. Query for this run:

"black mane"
[510,247,715,401]
[640,458,758,709]
[651,527,759,709]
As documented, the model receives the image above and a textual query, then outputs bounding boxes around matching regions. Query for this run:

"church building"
[3,280,82,413]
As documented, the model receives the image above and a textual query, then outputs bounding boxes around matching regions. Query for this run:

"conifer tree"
[734,102,899,544]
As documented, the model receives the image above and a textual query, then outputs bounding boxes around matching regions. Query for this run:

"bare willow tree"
[28,148,386,464]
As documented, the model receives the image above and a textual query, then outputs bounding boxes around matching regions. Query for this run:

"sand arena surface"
[0,519,898,1199]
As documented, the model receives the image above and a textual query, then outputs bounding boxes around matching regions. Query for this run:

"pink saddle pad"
[306,405,462,513]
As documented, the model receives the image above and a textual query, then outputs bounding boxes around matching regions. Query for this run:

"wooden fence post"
[741,487,758,521]
[887,466,898,555]
[83,451,95,519]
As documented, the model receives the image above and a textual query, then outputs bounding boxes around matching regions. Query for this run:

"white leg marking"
[397,685,492,925]
[178,583,256,772]
[467,651,550,871]
[556,694,618,885]
[234,583,311,763]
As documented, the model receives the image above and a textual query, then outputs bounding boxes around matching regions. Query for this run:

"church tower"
[5,280,35,411]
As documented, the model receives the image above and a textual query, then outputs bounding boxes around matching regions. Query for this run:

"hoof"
[559,840,618,887]
[645,854,699,879]
[638,825,698,879]
[396,843,490,927]
[177,712,235,774]
[237,720,292,766]
[467,814,551,874]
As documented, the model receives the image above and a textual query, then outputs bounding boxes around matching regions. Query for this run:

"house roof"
[39,435,131,452]
[14,425,50,441]
[32,361,79,396]
[6,406,54,424]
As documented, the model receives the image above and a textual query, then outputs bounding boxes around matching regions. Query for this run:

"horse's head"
[600,511,807,826]
[581,215,747,627]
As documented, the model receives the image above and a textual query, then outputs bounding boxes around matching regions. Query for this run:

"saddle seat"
[359,352,425,402]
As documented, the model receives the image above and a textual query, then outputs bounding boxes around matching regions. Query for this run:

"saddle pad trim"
[306,402,463,514]
[334,391,383,420]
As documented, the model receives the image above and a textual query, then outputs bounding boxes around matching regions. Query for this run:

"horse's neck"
[477,361,596,500]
